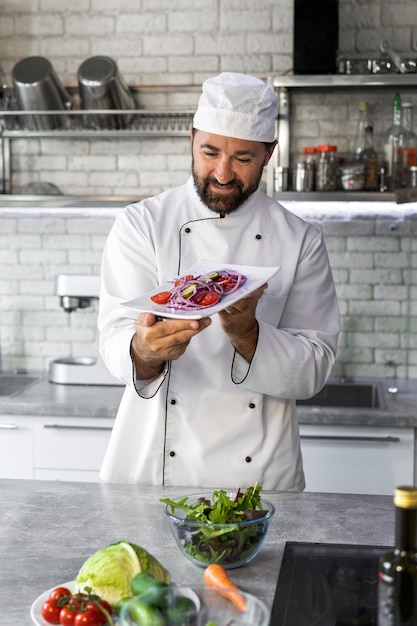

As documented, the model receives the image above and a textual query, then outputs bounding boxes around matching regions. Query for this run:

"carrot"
[203,563,247,612]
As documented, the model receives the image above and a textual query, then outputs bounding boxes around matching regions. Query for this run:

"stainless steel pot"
[77,56,136,129]
[11,56,72,130]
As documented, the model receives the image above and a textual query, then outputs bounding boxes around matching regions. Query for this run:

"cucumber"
[165,595,198,625]
[131,571,169,608]
[181,284,196,298]
[123,598,165,626]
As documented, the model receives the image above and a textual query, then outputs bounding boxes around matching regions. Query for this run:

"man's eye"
[236,157,251,164]
[203,150,217,157]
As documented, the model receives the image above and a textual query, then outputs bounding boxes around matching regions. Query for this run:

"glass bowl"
[120,584,270,626]
[163,492,275,569]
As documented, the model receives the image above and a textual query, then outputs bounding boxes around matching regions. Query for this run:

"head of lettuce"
[74,541,171,606]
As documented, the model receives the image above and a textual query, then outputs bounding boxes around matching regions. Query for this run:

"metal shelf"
[272,73,417,89]
[0,108,194,137]
[273,191,395,202]
[266,73,417,199]
[0,108,194,194]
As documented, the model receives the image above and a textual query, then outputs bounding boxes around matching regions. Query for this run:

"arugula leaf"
[161,485,269,566]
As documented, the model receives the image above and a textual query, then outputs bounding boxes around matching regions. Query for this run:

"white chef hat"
[193,72,277,142]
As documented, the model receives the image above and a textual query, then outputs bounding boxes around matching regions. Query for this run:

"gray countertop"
[0,479,395,626]
[0,375,124,418]
[2,375,417,428]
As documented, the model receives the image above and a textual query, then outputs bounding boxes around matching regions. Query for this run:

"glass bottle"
[401,102,417,169]
[353,101,370,162]
[383,92,407,191]
[316,145,337,191]
[363,125,379,191]
[378,486,417,625]
[303,146,317,191]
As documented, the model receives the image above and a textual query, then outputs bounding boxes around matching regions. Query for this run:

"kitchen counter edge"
[1,376,417,427]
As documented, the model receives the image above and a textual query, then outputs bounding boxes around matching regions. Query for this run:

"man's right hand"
[130,311,212,379]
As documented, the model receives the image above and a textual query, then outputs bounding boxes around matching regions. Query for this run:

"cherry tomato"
[99,600,112,616]
[195,291,220,307]
[150,291,172,304]
[41,599,61,624]
[86,601,110,624]
[59,605,79,626]
[49,587,72,603]
[74,608,103,626]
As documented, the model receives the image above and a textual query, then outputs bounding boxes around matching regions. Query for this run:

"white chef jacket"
[98,177,340,490]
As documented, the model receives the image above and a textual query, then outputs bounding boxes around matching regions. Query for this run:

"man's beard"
[192,160,262,215]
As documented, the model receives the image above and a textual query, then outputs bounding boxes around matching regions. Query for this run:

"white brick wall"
[1,209,417,380]
[2,0,416,194]
[1,0,417,379]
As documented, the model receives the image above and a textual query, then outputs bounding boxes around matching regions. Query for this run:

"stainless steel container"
[11,56,71,130]
[274,166,289,192]
[293,162,306,191]
[77,56,136,129]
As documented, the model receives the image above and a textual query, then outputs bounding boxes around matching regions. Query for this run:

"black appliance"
[293,0,339,74]
[270,542,391,625]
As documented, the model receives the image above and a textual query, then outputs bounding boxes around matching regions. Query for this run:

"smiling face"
[191,129,276,215]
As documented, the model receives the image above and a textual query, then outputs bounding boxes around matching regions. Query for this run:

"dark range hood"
[293,0,339,75]
[270,542,391,625]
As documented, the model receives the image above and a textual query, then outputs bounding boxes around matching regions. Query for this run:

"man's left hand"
[218,283,267,362]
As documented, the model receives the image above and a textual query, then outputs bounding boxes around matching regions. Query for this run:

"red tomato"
[49,587,72,603]
[41,599,61,624]
[196,291,220,307]
[221,278,236,290]
[150,291,172,304]
[98,600,111,616]
[86,601,110,624]
[174,274,194,286]
[59,605,79,626]
[74,608,103,626]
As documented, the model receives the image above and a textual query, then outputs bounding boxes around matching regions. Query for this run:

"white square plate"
[122,260,280,320]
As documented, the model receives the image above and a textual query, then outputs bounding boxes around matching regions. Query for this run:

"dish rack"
[0,86,195,194]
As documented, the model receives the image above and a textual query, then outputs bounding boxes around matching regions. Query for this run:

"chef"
[98,72,340,490]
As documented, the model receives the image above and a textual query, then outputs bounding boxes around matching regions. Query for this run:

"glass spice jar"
[303,146,317,191]
[316,144,338,191]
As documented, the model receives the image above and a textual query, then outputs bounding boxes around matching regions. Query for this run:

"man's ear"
[264,140,278,166]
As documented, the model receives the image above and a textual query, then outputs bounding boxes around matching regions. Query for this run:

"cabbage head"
[74,541,171,606]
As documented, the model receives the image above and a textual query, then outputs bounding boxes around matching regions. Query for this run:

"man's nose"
[214,157,234,183]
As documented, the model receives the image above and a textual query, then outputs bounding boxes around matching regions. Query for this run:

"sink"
[0,374,41,397]
[296,382,385,409]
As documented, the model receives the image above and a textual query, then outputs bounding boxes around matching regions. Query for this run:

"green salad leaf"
[161,486,270,566]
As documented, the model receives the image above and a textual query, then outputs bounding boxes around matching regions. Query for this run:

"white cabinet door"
[0,416,33,479]
[33,416,114,481]
[299,424,415,495]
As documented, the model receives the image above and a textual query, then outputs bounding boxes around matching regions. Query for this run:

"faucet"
[379,40,417,74]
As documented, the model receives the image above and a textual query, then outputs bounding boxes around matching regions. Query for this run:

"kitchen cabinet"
[0,415,33,478]
[0,414,114,482]
[266,73,417,199]
[299,424,415,495]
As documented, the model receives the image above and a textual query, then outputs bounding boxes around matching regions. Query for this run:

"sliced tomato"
[219,277,236,290]
[174,274,194,286]
[41,599,62,624]
[195,291,220,307]
[150,291,172,304]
